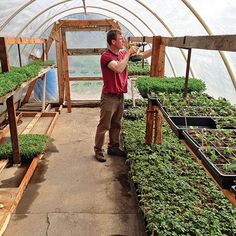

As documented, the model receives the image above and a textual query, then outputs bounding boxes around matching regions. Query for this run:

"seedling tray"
[182,131,201,155]
[198,147,236,189]
[167,116,217,139]
[183,129,236,154]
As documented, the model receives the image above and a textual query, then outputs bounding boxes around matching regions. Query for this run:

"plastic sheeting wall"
[0,0,235,103]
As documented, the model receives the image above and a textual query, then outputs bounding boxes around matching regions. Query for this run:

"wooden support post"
[21,80,37,105]
[184,48,192,98]
[61,30,71,113]
[1,37,21,164]
[154,107,163,144]
[145,100,154,144]
[150,36,165,77]
[55,29,65,105]
[0,37,11,72]
[41,74,46,112]
[6,96,21,164]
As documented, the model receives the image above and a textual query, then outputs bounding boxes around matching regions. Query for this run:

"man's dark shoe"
[95,152,106,162]
[107,147,127,157]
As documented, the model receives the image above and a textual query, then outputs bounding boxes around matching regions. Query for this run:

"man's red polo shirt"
[100,49,128,94]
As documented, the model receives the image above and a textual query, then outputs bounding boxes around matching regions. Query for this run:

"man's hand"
[127,46,139,57]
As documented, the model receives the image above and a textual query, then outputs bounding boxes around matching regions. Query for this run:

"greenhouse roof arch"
[1,0,193,77]
[25,5,178,77]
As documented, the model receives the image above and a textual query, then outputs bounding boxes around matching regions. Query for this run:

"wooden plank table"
[0,110,59,234]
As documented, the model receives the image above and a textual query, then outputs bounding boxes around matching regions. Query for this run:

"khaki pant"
[94,93,124,153]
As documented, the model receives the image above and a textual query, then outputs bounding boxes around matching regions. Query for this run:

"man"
[94,29,152,162]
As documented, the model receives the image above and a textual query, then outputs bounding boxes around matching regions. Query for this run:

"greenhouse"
[0,0,235,235]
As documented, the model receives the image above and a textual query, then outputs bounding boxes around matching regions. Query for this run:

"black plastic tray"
[198,148,236,189]
[231,185,236,195]
[149,98,163,108]
[182,131,201,156]
[230,184,236,194]
[167,116,217,139]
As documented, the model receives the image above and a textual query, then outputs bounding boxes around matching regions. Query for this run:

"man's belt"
[105,93,123,98]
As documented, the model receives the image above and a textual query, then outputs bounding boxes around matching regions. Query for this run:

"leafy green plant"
[223,163,236,172]
[136,77,206,97]
[128,61,150,76]
[0,134,51,161]
[122,107,236,235]
[123,107,146,120]
[124,98,147,109]
[0,60,53,97]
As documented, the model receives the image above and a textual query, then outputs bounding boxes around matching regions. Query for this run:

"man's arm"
[141,48,152,59]
[107,46,138,73]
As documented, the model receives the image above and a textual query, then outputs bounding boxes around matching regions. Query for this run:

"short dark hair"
[107,29,122,46]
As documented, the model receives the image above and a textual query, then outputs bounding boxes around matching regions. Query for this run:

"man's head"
[107,29,125,49]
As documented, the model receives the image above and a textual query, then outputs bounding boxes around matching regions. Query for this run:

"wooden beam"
[161,37,185,48]
[0,160,8,174]
[46,22,63,54]
[69,77,102,81]
[67,48,106,56]
[162,34,236,51]
[59,19,114,27]
[151,36,165,77]
[61,31,71,113]
[128,36,153,44]
[6,96,20,164]
[154,107,163,144]
[4,37,46,45]
[21,113,42,134]
[55,29,64,105]
[62,26,111,32]
[0,37,10,72]
[21,80,37,105]
[0,113,22,141]
[46,112,59,136]
[105,19,120,29]
[145,100,154,145]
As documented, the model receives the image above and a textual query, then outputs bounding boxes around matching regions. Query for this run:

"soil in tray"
[215,164,236,175]
[201,147,230,164]
[218,148,236,161]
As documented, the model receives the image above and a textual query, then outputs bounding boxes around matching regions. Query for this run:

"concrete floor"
[3,108,146,236]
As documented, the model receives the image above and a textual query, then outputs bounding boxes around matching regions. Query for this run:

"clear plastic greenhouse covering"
[0,0,235,103]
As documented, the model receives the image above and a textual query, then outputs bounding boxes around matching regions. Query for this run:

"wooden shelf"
[0,66,52,104]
